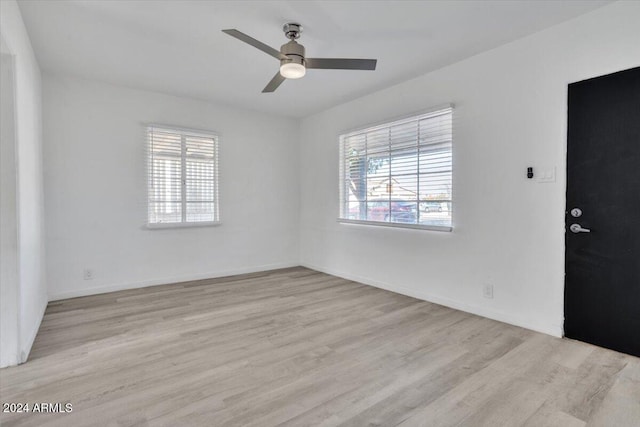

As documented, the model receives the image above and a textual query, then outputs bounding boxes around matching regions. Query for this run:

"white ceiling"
[18,0,611,118]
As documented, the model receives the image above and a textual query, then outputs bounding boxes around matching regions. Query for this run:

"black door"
[565,67,640,357]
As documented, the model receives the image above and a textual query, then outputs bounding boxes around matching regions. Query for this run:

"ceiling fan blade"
[305,58,377,70]
[262,72,286,93]
[222,29,287,60]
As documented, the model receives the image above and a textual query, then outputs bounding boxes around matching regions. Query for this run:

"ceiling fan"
[222,23,377,93]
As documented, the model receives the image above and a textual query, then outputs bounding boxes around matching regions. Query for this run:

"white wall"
[43,75,300,300]
[299,1,640,337]
[0,0,47,366]
[1,46,20,368]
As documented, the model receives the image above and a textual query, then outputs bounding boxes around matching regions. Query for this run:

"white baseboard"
[20,296,48,364]
[48,262,299,301]
[48,260,562,338]
[301,262,563,338]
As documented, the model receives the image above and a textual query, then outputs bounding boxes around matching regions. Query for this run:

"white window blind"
[147,126,219,226]
[339,106,453,231]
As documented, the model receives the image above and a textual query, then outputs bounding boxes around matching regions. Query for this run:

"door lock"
[570,223,591,233]
[570,208,582,218]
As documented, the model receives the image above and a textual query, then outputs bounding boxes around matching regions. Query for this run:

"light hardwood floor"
[0,267,638,427]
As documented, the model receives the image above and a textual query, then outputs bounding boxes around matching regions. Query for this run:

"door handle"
[570,223,591,233]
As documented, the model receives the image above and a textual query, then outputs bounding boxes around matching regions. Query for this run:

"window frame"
[146,124,221,229]
[337,104,454,232]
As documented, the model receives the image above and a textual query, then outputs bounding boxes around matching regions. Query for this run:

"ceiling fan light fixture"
[280,62,306,79]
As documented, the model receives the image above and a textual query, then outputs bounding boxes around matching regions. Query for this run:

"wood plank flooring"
[0,267,638,426]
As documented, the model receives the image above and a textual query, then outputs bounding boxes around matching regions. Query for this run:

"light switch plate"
[536,167,556,183]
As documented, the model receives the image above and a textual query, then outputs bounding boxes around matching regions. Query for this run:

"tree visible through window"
[339,107,453,229]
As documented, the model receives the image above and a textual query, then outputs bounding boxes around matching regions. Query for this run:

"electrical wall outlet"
[483,284,493,299]
[83,269,94,280]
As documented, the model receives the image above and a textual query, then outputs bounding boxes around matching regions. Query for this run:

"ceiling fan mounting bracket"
[282,23,302,40]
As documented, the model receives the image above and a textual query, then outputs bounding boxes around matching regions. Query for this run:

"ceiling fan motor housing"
[280,41,305,67]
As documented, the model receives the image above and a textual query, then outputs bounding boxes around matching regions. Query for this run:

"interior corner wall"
[298,1,640,338]
[1,46,20,368]
[43,75,300,300]
[0,0,47,367]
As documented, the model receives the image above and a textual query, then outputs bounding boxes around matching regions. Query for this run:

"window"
[339,106,453,231]
[147,125,219,227]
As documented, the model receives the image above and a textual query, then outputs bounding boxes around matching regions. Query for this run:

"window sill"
[337,218,452,232]
[146,221,221,230]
